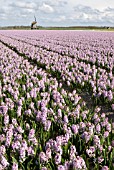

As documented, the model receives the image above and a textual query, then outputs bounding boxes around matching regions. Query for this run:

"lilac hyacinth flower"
[55,153,61,165]
[0,164,3,170]
[98,145,103,153]
[70,145,76,154]
[26,123,30,130]
[86,146,95,158]
[101,166,109,170]
[12,162,18,170]
[5,129,13,146]
[21,140,28,150]
[101,113,105,118]
[71,124,79,134]
[17,106,22,117]
[63,115,69,124]
[72,156,87,169]
[4,114,9,125]
[39,152,48,163]
[27,146,35,156]
[81,131,91,143]
[103,131,109,138]
[45,147,51,159]
[58,109,62,118]
[98,156,104,163]
[106,123,111,132]
[1,155,9,168]
[0,105,8,115]
[25,109,32,115]
[64,160,71,170]
[108,145,112,152]
[93,135,100,146]
[19,147,26,162]
[0,145,6,155]
[17,99,23,106]
[57,165,65,170]
[0,134,5,143]
[28,129,35,139]
[12,140,21,150]
[17,126,24,133]
[12,118,18,126]
[111,140,114,147]
[95,123,101,133]
[44,120,51,131]
[111,104,114,110]
[41,167,48,170]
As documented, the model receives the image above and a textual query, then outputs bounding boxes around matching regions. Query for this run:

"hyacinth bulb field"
[0,30,114,170]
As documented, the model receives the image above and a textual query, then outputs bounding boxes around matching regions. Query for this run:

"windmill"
[31,16,37,29]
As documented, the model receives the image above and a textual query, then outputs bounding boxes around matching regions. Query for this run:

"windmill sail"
[34,16,36,22]
[31,16,37,29]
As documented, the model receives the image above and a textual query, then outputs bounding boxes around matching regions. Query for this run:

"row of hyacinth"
[0,31,114,170]
[0,31,114,108]
[1,30,114,71]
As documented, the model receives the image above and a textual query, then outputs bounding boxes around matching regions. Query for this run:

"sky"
[0,0,114,27]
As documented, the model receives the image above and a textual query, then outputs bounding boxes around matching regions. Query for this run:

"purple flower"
[58,109,62,117]
[63,115,68,124]
[25,123,30,130]
[21,140,28,150]
[55,153,61,165]
[103,131,109,138]
[111,140,114,147]
[12,118,18,126]
[72,156,87,169]
[70,145,77,160]
[93,135,100,146]
[25,109,32,115]
[19,147,26,162]
[95,123,101,133]
[12,140,21,150]
[39,152,48,163]
[108,145,112,152]
[4,114,9,125]
[98,156,104,164]
[86,146,95,158]
[64,161,70,170]
[17,126,24,133]
[17,99,23,106]
[46,147,51,159]
[81,131,91,143]
[106,123,111,132]
[58,165,65,170]
[1,155,9,168]
[0,134,5,143]
[0,105,8,115]
[44,120,51,131]
[71,124,79,134]
[0,145,6,155]
[102,166,109,170]
[17,106,22,117]
[27,146,35,156]
[28,129,35,139]
[12,162,18,170]
[98,145,103,153]
[111,104,114,110]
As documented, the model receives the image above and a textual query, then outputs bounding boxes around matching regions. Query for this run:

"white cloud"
[0,0,114,27]
[39,3,54,13]
[10,1,37,9]
[69,4,114,26]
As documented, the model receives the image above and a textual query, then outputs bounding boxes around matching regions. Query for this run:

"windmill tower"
[31,16,37,29]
